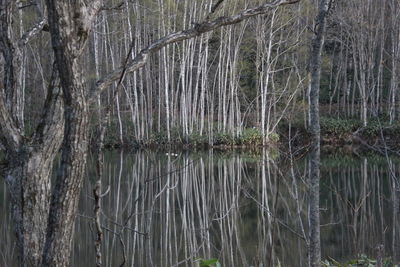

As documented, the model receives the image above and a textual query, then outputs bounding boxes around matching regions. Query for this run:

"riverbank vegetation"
[99,113,400,150]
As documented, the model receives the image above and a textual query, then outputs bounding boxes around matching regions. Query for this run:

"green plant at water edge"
[195,258,221,267]
[188,132,208,146]
[322,254,395,267]
[318,116,400,138]
[320,117,360,136]
[214,132,236,145]
[149,131,169,144]
[239,128,264,145]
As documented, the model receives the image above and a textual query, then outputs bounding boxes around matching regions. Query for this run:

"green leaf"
[196,258,220,267]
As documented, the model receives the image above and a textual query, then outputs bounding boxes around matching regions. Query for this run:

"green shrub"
[214,132,236,146]
[149,131,169,145]
[360,119,400,137]
[268,132,280,143]
[195,258,221,267]
[239,128,264,146]
[188,132,208,146]
[320,117,361,135]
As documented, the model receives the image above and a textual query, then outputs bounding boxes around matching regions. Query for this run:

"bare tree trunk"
[389,0,400,123]
[308,0,330,266]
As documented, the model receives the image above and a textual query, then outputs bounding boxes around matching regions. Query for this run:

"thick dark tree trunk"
[40,1,101,266]
[42,106,89,266]
[6,149,60,266]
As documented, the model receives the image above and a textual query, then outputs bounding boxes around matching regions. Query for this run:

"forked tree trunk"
[1,1,64,265]
[5,65,64,266]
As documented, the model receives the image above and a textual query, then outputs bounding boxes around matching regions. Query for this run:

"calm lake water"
[1,149,400,266]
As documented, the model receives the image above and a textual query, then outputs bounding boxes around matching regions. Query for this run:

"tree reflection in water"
[1,150,399,266]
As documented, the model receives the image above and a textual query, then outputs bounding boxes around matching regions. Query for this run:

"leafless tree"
[308,0,331,266]
[0,0,300,266]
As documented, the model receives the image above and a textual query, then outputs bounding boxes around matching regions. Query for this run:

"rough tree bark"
[0,0,300,266]
[1,1,64,265]
[40,1,103,265]
[308,0,330,266]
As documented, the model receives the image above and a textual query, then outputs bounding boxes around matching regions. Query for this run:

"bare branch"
[92,0,301,100]
[18,0,47,47]
[18,18,47,47]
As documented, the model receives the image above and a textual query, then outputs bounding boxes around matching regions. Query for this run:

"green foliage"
[101,120,279,147]
[268,132,280,143]
[361,120,383,137]
[195,258,221,267]
[320,116,398,137]
[213,128,276,146]
[318,116,400,138]
[320,117,361,136]
[99,114,400,148]
[149,130,169,145]
[239,128,264,146]
[214,132,237,146]
[359,118,400,137]
[188,132,208,146]
[322,255,396,267]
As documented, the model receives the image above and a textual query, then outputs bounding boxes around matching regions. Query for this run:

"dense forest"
[4,0,400,148]
[1,0,400,266]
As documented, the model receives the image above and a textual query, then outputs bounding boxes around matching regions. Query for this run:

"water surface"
[1,150,399,266]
